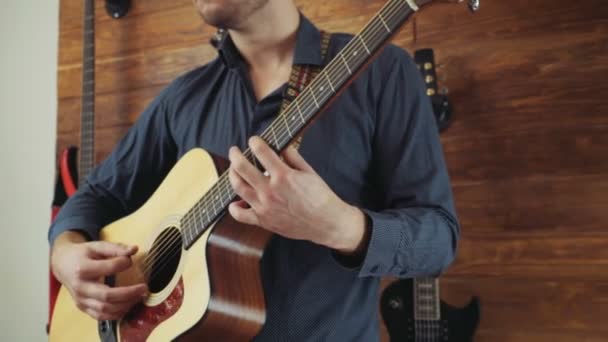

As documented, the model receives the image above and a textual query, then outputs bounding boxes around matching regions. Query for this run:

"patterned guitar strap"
[280,31,332,150]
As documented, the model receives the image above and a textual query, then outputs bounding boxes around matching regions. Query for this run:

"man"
[49,0,460,340]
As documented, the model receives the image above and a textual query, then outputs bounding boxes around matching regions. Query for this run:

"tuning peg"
[439,87,449,95]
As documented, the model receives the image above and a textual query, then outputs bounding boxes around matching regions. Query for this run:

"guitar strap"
[280,31,331,150]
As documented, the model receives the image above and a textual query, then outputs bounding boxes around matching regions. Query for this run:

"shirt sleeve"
[48,86,178,245]
[356,47,460,279]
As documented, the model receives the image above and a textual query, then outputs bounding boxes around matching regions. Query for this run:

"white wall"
[0,0,59,340]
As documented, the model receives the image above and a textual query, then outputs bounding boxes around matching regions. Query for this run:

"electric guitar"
[381,278,480,341]
[49,0,480,341]
[49,0,97,329]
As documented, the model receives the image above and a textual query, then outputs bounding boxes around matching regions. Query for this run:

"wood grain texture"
[55,0,608,340]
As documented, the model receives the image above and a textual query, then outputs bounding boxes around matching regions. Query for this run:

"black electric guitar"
[48,0,97,330]
[414,48,453,132]
[381,278,480,341]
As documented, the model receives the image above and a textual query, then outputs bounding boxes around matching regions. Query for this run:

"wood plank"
[57,44,217,99]
[473,330,608,342]
[452,175,608,233]
[57,85,163,134]
[444,126,608,182]
[447,232,608,280]
[439,278,608,333]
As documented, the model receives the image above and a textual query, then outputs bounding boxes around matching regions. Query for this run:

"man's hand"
[228,136,369,255]
[51,231,148,320]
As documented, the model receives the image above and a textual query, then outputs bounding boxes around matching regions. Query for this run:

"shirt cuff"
[357,208,405,277]
[330,211,372,271]
[48,216,101,246]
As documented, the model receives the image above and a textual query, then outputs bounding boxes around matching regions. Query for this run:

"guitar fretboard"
[414,277,441,321]
[80,0,95,185]
[181,0,420,248]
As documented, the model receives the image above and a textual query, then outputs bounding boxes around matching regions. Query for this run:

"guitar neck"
[80,0,95,185]
[414,277,441,321]
[182,0,423,249]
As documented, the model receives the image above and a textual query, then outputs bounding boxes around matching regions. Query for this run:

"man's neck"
[228,1,300,71]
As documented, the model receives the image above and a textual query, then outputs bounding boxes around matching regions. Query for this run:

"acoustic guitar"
[48,0,97,330]
[49,0,480,340]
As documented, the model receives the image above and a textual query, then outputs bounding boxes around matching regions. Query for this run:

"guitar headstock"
[415,48,453,132]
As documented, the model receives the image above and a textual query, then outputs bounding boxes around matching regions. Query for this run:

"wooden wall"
[56,0,608,340]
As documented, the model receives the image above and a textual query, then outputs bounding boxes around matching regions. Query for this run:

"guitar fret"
[295,100,306,123]
[282,115,293,138]
[378,13,391,32]
[270,124,279,147]
[324,71,336,92]
[358,35,371,55]
[310,90,320,109]
[340,53,352,75]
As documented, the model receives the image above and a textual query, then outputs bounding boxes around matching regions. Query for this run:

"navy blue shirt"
[49,15,459,342]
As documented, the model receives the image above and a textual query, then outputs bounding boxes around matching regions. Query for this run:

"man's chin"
[198,4,235,28]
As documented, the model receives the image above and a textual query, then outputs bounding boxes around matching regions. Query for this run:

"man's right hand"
[51,231,148,320]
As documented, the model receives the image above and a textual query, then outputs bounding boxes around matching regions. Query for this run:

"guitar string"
[143,0,409,282]
[142,0,411,281]
[142,0,410,281]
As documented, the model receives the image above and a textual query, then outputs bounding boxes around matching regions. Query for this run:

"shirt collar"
[215,13,324,69]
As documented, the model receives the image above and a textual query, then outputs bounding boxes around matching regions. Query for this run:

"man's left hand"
[227,136,368,254]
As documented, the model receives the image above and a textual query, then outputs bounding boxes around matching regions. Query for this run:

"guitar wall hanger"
[106,0,131,19]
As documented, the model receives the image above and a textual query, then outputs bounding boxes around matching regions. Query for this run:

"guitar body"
[381,279,480,342]
[49,148,271,341]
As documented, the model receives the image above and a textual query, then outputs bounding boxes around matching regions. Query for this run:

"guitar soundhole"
[147,227,183,293]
